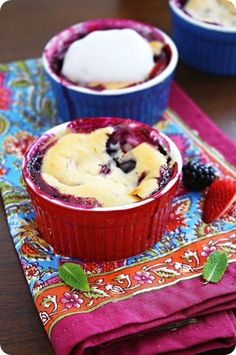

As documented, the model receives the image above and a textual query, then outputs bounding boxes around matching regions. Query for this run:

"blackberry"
[182,161,216,191]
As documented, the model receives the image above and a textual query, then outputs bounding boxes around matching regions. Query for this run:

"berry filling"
[99,163,111,175]
[26,119,175,209]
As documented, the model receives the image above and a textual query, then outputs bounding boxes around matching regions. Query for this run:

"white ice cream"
[61,29,155,85]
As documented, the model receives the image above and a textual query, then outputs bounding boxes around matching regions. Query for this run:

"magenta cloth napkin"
[0,58,235,355]
[89,311,236,355]
[49,84,236,355]
[51,264,236,354]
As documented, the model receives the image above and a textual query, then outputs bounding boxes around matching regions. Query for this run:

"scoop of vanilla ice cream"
[61,29,155,85]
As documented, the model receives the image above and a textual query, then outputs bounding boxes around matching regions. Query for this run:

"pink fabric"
[89,311,236,355]
[169,82,236,166]
[51,264,236,355]
[50,83,236,355]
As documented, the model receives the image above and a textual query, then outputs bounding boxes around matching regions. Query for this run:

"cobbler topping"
[26,119,177,209]
[40,126,170,207]
[26,118,175,209]
[183,0,236,27]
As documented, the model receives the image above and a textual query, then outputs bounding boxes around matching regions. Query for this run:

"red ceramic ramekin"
[22,118,182,261]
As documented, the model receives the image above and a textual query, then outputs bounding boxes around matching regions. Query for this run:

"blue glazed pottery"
[169,0,236,76]
[42,19,178,125]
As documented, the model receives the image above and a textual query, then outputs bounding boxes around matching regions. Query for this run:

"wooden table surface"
[0,1,235,354]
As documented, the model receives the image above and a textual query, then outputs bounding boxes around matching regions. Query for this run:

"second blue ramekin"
[42,19,178,125]
[169,0,236,76]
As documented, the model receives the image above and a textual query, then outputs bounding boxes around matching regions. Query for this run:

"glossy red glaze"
[22,117,182,261]
[25,179,179,261]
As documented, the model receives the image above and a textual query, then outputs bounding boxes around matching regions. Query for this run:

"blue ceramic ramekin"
[169,0,236,76]
[42,19,178,125]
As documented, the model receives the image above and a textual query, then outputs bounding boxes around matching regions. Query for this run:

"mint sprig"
[58,262,90,291]
[202,251,228,283]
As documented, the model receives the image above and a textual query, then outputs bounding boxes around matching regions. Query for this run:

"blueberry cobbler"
[49,27,171,91]
[26,118,175,208]
[179,0,236,27]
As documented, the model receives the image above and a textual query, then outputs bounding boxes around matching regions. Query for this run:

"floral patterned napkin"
[0,59,236,354]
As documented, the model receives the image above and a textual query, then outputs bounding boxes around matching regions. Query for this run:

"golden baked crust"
[184,0,236,27]
[41,127,169,207]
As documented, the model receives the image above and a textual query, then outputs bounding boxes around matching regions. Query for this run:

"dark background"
[0,1,235,354]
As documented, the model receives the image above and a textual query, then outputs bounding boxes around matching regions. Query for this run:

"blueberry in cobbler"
[118,160,136,174]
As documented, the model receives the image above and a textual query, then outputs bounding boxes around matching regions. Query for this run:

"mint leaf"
[202,251,228,283]
[58,263,90,291]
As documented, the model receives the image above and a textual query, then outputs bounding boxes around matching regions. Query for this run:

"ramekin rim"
[42,19,178,96]
[169,0,236,33]
[22,118,182,212]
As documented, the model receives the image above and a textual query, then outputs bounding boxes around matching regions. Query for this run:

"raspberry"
[182,161,216,191]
